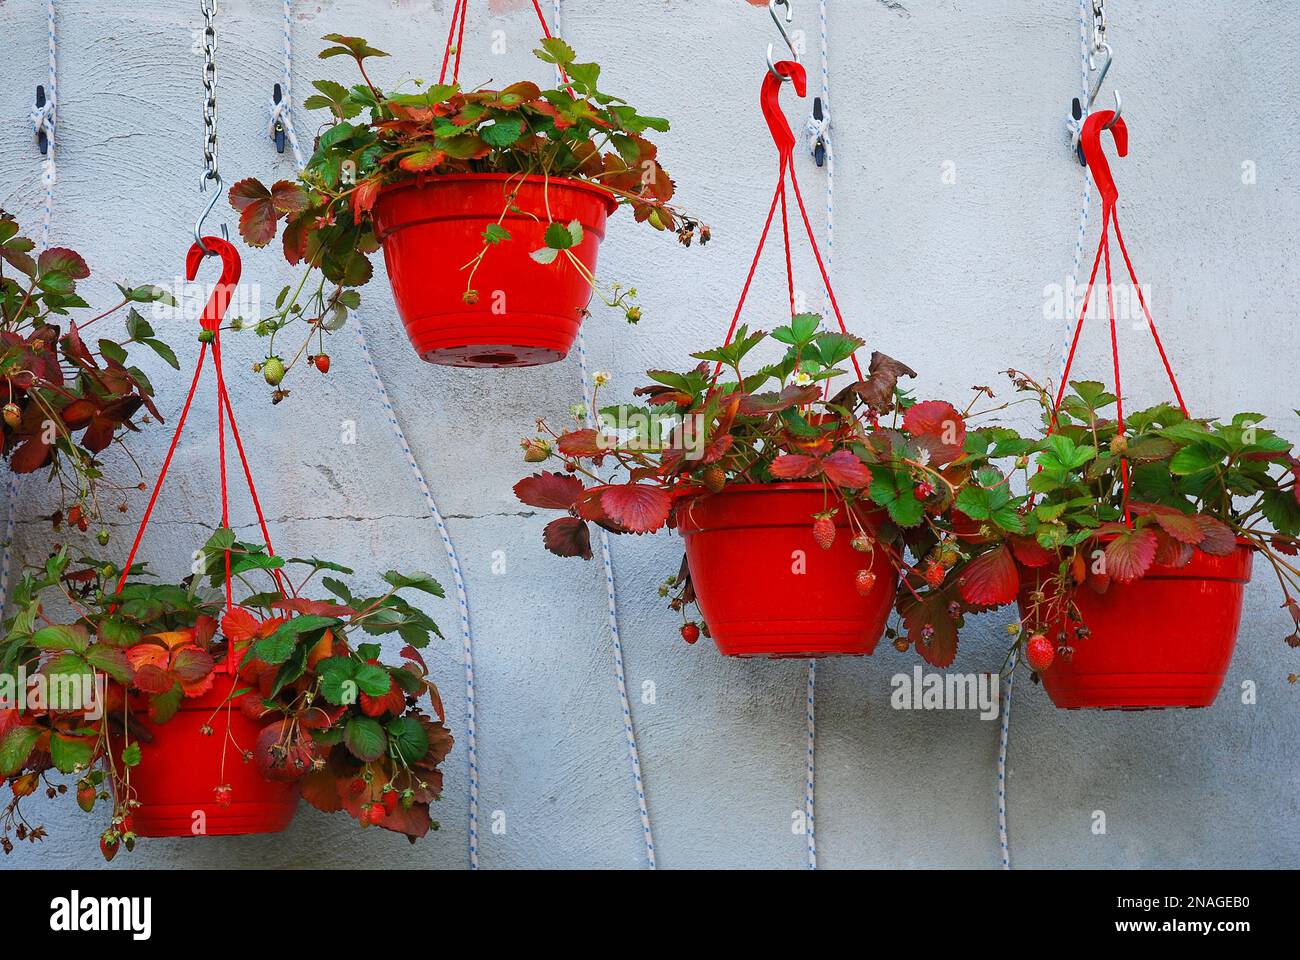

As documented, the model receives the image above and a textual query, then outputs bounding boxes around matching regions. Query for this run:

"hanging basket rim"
[376,172,619,212]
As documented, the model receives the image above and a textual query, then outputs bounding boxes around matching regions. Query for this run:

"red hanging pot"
[675,483,899,658]
[1017,544,1254,710]
[111,680,299,838]
[371,173,618,368]
[99,236,302,839]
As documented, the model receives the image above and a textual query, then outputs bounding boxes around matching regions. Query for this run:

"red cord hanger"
[714,59,865,388]
[1052,111,1189,526]
[113,238,285,673]
[439,0,562,86]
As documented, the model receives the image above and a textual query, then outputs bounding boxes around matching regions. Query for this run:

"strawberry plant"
[228,34,706,395]
[513,312,975,649]
[0,531,452,857]
[0,211,175,527]
[932,372,1300,670]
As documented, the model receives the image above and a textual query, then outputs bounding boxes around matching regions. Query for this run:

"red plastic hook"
[1079,110,1129,210]
[761,59,807,160]
[185,235,242,332]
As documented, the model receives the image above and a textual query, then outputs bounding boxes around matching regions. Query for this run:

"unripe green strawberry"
[262,356,286,386]
[76,780,95,813]
[520,438,552,463]
[2,402,20,430]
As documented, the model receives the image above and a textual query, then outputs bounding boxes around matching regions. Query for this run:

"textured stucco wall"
[1,0,1298,870]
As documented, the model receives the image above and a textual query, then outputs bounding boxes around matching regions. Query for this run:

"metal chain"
[200,0,218,187]
[1090,1,1107,55]
[1090,1,1106,49]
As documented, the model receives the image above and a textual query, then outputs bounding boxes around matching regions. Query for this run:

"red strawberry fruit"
[314,353,331,373]
[99,831,119,862]
[680,623,700,645]
[923,561,946,588]
[812,513,836,551]
[214,784,233,808]
[854,570,876,596]
[367,803,386,826]
[1025,633,1055,672]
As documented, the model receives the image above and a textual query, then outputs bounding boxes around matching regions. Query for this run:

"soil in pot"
[111,677,299,837]
[675,483,899,658]
[371,174,617,368]
[1017,545,1253,710]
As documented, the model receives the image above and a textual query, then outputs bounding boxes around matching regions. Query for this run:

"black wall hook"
[34,85,48,155]
[271,83,287,154]
[812,96,826,167]
[1070,97,1087,166]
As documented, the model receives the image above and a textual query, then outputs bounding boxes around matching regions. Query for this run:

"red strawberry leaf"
[270,597,356,618]
[899,591,961,668]
[228,177,272,211]
[222,607,261,643]
[557,428,607,459]
[903,400,966,466]
[769,453,822,479]
[599,483,672,534]
[1284,597,1300,627]
[37,247,90,280]
[131,664,173,695]
[1130,502,1201,544]
[399,645,428,674]
[957,544,1019,607]
[737,384,821,416]
[1153,529,1194,568]
[1008,534,1054,568]
[270,180,309,217]
[542,516,593,559]
[513,471,583,510]
[820,450,871,489]
[1104,527,1158,582]
[238,199,279,247]
[1193,515,1237,556]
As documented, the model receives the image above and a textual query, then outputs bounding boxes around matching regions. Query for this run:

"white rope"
[554,0,656,870]
[1059,0,1096,385]
[4,0,59,621]
[353,329,479,870]
[997,0,1097,872]
[996,647,1018,868]
[28,0,57,249]
[269,0,307,168]
[277,3,479,870]
[793,0,836,873]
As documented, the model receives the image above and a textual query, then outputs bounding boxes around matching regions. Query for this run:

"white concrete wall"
[1,0,1297,870]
